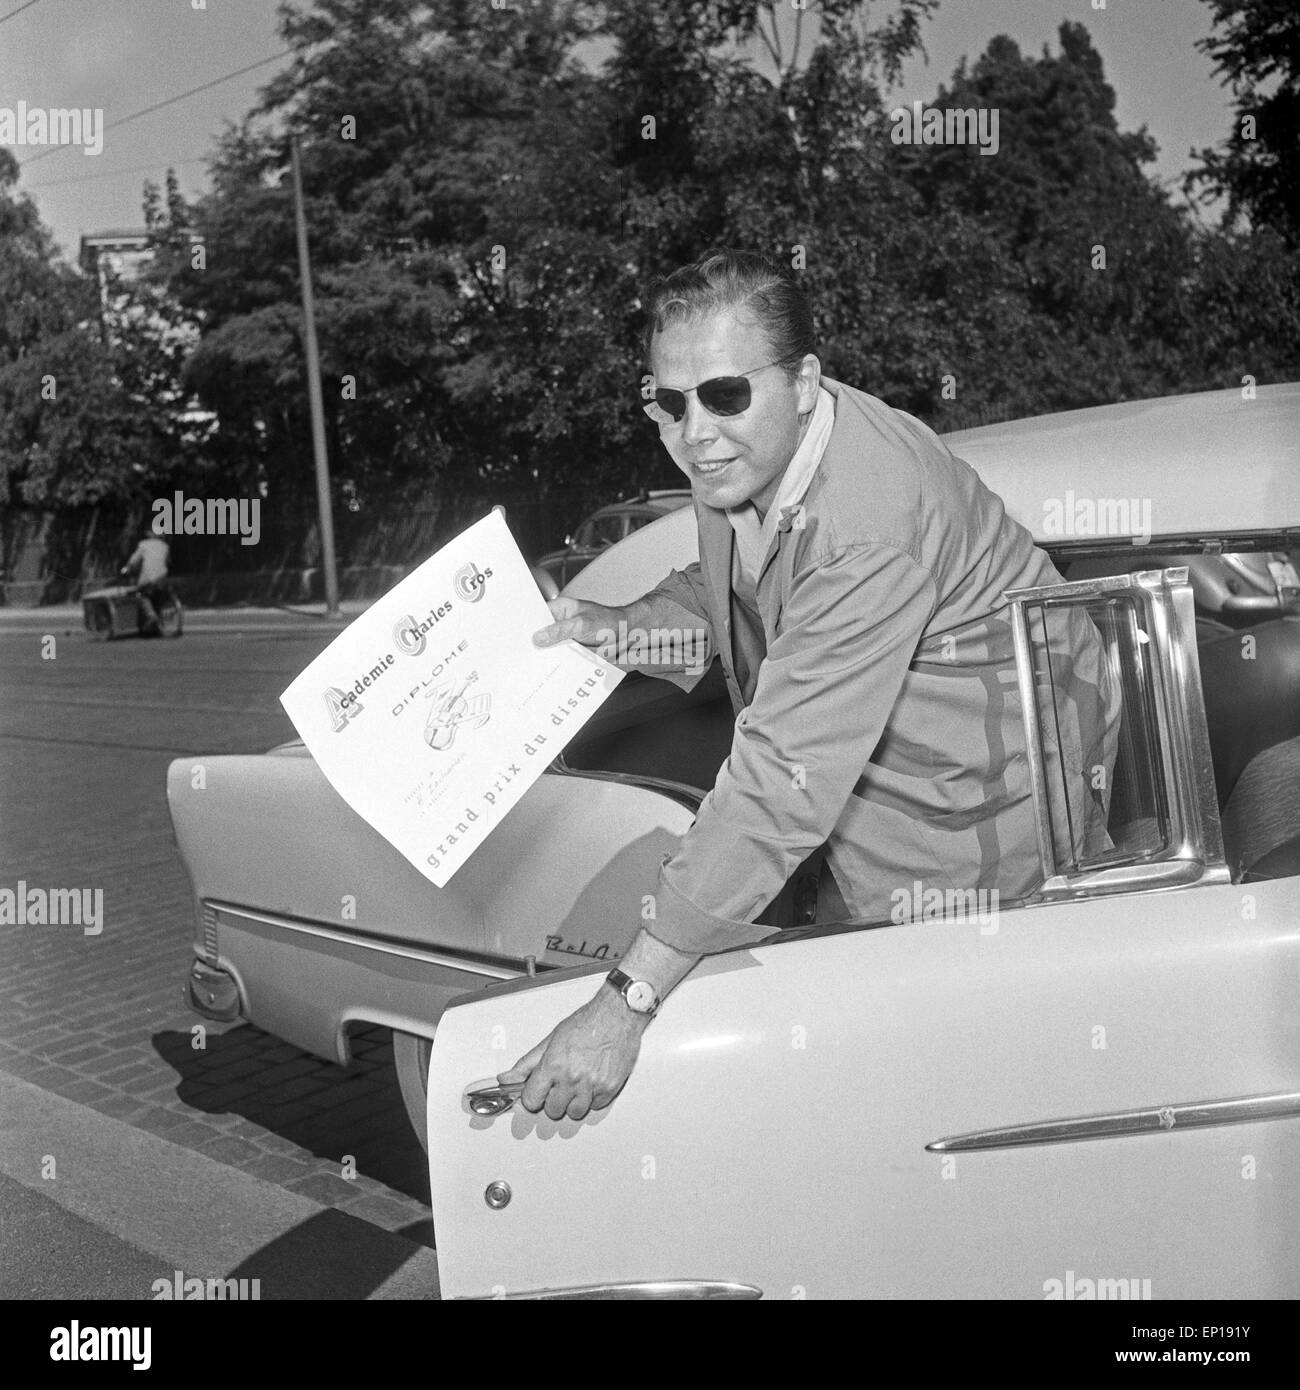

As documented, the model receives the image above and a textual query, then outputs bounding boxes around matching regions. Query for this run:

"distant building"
[78,228,154,294]
[77,226,216,436]
[79,227,205,302]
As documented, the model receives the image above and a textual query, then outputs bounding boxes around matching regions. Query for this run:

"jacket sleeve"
[647,541,937,955]
[616,562,718,691]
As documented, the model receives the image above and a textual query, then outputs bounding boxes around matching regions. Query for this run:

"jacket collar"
[697,375,848,597]
[726,384,837,582]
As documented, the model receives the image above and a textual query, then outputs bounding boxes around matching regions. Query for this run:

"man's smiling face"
[648,308,820,517]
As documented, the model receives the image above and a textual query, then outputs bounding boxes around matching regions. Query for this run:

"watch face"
[625,980,657,1013]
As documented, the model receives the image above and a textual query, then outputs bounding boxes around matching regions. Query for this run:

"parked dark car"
[534,491,692,589]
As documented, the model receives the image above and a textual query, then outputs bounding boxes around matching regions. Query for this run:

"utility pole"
[291,137,340,616]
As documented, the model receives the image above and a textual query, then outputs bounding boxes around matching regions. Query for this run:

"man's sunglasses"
[642,359,791,425]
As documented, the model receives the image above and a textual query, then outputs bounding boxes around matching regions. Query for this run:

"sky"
[1,0,1235,261]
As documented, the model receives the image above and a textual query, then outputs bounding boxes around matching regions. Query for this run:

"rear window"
[578,514,627,548]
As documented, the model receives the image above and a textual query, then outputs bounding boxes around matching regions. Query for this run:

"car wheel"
[393,1029,432,1153]
[156,592,184,638]
[84,601,113,641]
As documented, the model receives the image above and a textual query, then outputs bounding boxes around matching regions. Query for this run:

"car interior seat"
[1195,618,1300,880]
[1219,734,1300,881]
[1197,618,1300,807]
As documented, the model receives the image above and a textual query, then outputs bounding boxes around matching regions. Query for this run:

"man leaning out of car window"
[500,248,1122,1124]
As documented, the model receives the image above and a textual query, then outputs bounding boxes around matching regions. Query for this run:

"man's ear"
[794,354,821,414]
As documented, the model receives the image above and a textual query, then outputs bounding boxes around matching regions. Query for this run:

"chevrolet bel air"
[167,384,1300,1298]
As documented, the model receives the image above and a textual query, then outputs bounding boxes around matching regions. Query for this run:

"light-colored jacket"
[627,378,1120,955]
[126,536,170,586]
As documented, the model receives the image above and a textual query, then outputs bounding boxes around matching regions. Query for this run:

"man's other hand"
[533,596,624,656]
[497,984,649,1122]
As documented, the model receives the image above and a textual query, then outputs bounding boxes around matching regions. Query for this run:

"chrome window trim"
[1008,598,1058,887]
[1164,576,1229,870]
[1041,526,1300,562]
[928,1091,1300,1153]
[207,901,533,981]
[461,1279,762,1301]
[1005,567,1230,902]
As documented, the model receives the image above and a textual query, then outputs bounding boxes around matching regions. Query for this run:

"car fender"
[167,754,696,1054]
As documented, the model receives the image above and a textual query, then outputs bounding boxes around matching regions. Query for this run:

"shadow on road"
[151,1021,433,1237]
[225,1207,437,1300]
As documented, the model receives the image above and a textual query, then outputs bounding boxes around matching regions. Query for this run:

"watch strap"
[606,968,659,1016]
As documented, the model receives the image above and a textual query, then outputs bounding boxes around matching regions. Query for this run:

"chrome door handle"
[465,1079,524,1116]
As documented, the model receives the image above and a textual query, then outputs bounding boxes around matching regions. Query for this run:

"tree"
[1188,0,1300,245]
[162,0,653,562]
[148,0,1298,570]
[0,150,167,513]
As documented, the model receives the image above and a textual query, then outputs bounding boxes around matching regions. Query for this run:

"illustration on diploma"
[423,672,492,750]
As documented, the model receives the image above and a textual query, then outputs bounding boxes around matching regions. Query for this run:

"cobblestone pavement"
[0,617,435,1255]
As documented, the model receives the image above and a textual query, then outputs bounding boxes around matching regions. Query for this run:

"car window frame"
[740,567,1234,953]
[1005,565,1229,902]
[578,512,626,550]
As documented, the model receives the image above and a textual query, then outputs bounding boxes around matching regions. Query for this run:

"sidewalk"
[0,1073,440,1300]
[0,628,438,1265]
[0,600,374,630]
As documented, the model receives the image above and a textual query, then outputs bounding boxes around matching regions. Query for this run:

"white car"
[167,385,1299,1298]
[417,384,1300,1300]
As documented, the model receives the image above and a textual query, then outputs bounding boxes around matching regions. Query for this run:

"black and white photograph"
[1,0,1297,1339]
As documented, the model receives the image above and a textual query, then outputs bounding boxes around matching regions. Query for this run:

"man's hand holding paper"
[279,510,624,888]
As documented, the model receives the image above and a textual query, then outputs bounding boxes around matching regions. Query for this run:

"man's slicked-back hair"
[643,249,815,374]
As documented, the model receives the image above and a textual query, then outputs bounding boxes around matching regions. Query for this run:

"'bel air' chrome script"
[545,934,614,961]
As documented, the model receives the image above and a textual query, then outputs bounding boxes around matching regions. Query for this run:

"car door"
[424,569,1300,1299]
[426,884,1300,1300]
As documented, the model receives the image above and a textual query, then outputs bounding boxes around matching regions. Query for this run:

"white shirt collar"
[727,384,836,580]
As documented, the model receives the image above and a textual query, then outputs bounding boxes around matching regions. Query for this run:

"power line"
[102,49,292,136]
[15,48,292,169]
[0,0,44,25]
[25,156,208,191]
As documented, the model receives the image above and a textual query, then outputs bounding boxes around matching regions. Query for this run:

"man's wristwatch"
[605,968,659,1018]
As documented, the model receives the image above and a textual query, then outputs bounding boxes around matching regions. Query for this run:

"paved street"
[0,605,442,1299]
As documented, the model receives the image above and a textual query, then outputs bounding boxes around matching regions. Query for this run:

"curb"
[0,1071,440,1300]
[0,604,372,628]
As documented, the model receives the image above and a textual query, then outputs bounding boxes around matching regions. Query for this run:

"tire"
[156,591,184,638]
[393,1030,433,1153]
[84,601,113,641]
